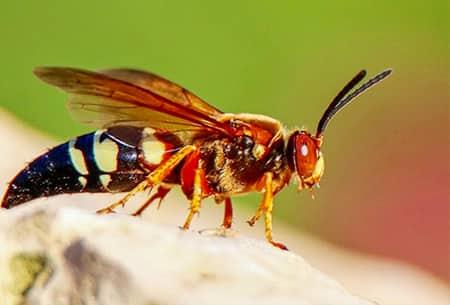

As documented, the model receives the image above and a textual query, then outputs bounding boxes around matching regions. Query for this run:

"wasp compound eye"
[294,132,318,178]
[287,130,324,189]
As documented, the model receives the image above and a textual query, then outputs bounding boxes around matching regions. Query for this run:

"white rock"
[0,204,375,305]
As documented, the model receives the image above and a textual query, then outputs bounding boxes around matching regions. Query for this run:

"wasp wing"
[100,68,222,117]
[34,67,234,141]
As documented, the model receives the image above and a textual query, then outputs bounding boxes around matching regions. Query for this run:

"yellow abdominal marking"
[93,131,119,172]
[142,137,166,165]
[99,174,112,189]
[68,140,89,175]
[78,176,87,188]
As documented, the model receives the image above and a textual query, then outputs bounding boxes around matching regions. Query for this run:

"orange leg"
[221,197,233,229]
[96,145,196,214]
[181,168,203,230]
[248,172,287,250]
[247,200,264,226]
[131,185,171,216]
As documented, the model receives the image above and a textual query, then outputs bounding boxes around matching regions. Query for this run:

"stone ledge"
[0,204,375,305]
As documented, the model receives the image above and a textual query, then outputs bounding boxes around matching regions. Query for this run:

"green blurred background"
[1,1,448,281]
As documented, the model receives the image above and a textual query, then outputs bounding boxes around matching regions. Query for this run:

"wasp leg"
[248,172,287,250]
[181,168,203,230]
[131,185,172,216]
[246,174,268,226]
[247,200,265,227]
[221,197,233,229]
[96,145,196,214]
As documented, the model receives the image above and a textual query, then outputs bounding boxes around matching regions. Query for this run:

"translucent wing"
[34,67,234,141]
[100,68,222,117]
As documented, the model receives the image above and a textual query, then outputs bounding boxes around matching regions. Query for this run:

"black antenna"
[316,69,392,138]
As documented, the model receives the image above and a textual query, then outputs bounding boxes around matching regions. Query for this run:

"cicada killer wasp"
[1,67,391,249]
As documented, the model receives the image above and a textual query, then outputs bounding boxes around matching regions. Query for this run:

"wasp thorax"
[287,130,324,189]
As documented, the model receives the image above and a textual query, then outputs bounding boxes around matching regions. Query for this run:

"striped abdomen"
[1,126,182,208]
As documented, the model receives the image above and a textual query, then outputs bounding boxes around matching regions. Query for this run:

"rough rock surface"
[0,204,375,305]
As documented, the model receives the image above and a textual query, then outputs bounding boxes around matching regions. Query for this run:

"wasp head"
[287,130,324,189]
[287,68,392,190]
